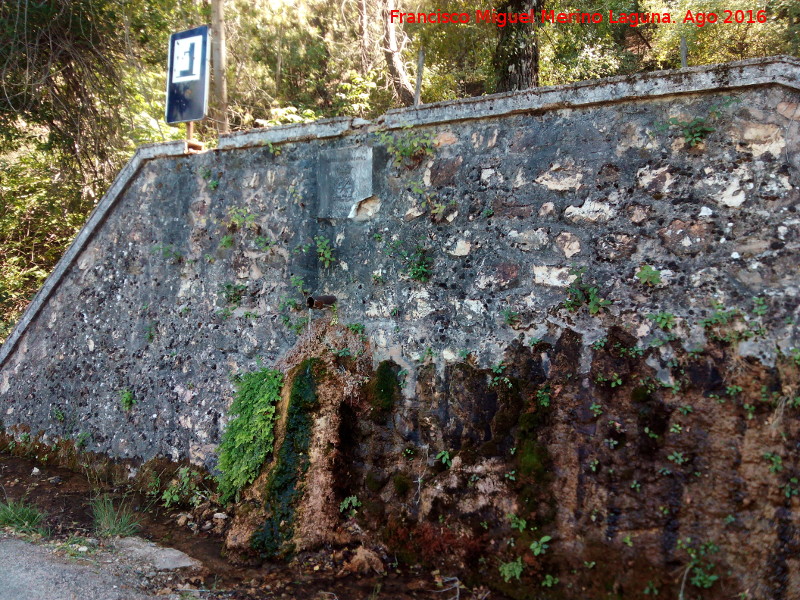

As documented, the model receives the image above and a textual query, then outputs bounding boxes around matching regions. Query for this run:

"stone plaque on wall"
[317,146,373,219]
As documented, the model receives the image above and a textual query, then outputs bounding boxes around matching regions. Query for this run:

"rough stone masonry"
[1,56,799,598]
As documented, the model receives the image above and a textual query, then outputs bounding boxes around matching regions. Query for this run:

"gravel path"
[0,535,201,600]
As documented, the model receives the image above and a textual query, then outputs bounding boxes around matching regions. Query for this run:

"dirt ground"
[0,452,472,600]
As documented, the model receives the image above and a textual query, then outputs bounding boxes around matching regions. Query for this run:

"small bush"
[375,126,434,166]
[161,467,207,508]
[91,494,141,537]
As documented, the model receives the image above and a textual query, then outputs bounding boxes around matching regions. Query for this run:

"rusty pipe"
[306,295,337,309]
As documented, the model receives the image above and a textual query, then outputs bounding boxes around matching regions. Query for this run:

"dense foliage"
[217,368,283,503]
[0,0,796,340]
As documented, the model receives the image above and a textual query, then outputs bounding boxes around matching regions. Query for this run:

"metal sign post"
[166,25,210,150]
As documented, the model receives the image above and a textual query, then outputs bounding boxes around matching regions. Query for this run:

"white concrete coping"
[217,116,371,149]
[379,55,800,129]
[215,56,800,149]
[0,141,187,367]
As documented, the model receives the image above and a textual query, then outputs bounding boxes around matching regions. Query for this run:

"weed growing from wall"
[314,236,336,268]
[220,282,247,306]
[563,267,611,315]
[654,96,740,148]
[405,246,433,282]
[226,207,256,231]
[499,556,524,582]
[253,358,320,557]
[636,265,662,286]
[217,368,284,503]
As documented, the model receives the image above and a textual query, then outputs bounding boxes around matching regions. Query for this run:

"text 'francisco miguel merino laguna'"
[389,9,769,28]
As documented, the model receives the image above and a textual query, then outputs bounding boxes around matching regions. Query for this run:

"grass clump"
[0,498,47,535]
[91,494,140,537]
[217,368,284,503]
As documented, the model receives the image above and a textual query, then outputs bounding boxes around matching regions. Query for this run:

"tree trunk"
[382,0,414,106]
[359,0,370,75]
[211,0,229,133]
[493,0,543,92]
[275,30,282,96]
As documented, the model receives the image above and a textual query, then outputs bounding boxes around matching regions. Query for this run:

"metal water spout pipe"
[306,295,337,309]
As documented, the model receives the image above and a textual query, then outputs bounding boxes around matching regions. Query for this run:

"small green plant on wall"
[665,116,715,146]
[436,450,453,468]
[490,362,512,389]
[119,388,136,411]
[499,556,524,582]
[530,535,552,556]
[339,495,361,519]
[226,207,256,231]
[636,265,661,286]
[655,96,740,148]
[200,166,220,189]
[314,236,336,268]
[648,311,675,330]
[405,245,433,282]
[262,141,281,156]
[501,308,520,326]
[220,282,247,307]
[76,432,90,449]
[563,266,612,315]
[51,406,65,422]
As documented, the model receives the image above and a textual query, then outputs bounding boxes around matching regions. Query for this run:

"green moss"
[361,498,385,520]
[252,358,320,558]
[217,368,283,503]
[517,438,550,480]
[368,360,401,423]
[365,471,385,493]
[630,386,652,403]
[392,472,412,497]
[518,409,546,433]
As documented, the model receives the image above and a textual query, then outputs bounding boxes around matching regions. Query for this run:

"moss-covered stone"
[365,470,385,493]
[367,360,401,423]
[392,472,412,497]
[517,437,550,480]
[252,358,320,558]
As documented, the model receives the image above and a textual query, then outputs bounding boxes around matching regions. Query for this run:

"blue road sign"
[166,26,210,124]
